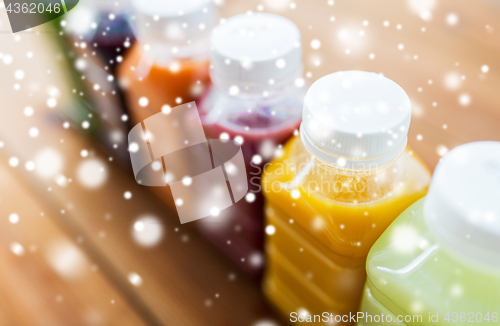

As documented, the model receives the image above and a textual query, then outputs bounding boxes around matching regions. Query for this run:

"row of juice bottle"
[59,1,500,325]
[262,72,500,325]
[63,0,305,276]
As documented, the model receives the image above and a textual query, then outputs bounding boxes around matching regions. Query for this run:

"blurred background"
[0,0,499,325]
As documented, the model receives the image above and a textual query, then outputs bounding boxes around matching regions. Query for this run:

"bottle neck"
[133,9,215,62]
[287,136,407,204]
[132,36,209,80]
[424,195,500,269]
[84,0,131,12]
[137,36,210,63]
[210,65,303,99]
[211,75,302,103]
[300,123,407,171]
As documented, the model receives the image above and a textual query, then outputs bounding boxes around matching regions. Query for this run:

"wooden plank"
[238,0,500,169]
[0,161,147,326]
[0,0,499,325]
[0,12,279,326]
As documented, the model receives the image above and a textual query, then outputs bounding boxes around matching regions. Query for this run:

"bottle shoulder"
[198,85,305,137]
[261,136,431,257]
[263,136,431,205]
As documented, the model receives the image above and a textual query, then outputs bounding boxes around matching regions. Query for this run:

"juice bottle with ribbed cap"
[115,0,218,214]
[261,70,431,322]
[359,141,500,326]
[196,12,306,277]
[118,0,218,124]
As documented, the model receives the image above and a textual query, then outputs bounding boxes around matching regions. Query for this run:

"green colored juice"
[360,198,500,326]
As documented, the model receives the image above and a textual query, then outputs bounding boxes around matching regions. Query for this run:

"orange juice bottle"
[261,71,431,324]
[117,0,218,209]
[118,0,218,124]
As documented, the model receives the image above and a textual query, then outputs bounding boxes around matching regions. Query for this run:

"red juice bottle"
[196,13,306,277]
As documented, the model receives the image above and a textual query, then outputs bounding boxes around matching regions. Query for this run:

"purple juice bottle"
[67,0,134,72]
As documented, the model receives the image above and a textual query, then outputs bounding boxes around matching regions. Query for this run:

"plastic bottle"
[359,141,500,326]
[196,12,307,277]
[67,0,134,71]
[62,0,134,161]
[118,0,218,125]
[261,70,431,321]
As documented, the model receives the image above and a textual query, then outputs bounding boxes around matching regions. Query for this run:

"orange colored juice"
[118,43,210,124]
[263,136,430,323]
[117,44,210,211]
[117,0,218,211]
[261,71,431,324]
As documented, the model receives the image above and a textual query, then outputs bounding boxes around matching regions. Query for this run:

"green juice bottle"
[359,141,500,326]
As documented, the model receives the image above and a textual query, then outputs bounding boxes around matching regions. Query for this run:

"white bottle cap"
[300,71,411,168]
[131,0,218,50]
[424,141,500,267]
[210,13,302,95]
[86,0,131,12]
[66,0,131,36]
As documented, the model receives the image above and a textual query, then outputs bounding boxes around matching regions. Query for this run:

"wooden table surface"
[0,0,499,325]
